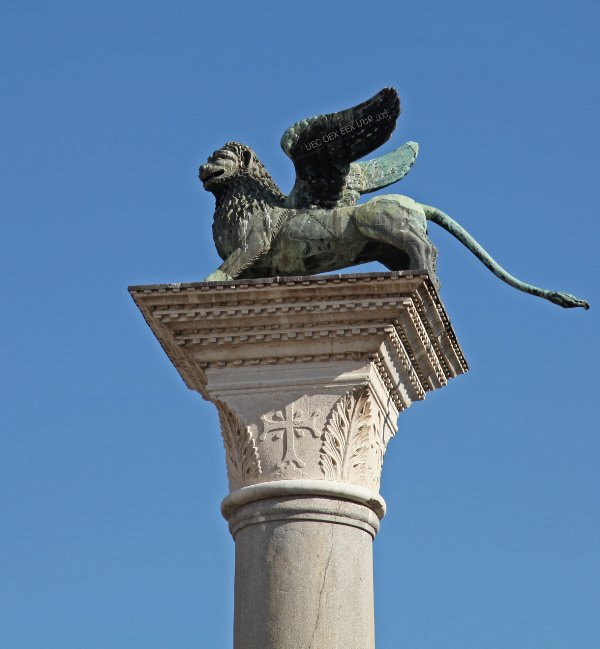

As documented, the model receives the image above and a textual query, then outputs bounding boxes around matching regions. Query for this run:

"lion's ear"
[242,150,252,168]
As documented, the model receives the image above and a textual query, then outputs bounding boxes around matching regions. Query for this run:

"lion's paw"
[203,270,234,282]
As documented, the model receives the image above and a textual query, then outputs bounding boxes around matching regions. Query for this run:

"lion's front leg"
[203,247,256,282]
[203,269,234,282]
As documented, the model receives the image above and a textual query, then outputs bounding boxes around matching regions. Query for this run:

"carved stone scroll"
[320,387,375,484]
[215,401,262,491]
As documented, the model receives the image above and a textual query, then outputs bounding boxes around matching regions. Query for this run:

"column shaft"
[228,496,379,649]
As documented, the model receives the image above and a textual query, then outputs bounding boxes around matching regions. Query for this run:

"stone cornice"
[129,271,468,405]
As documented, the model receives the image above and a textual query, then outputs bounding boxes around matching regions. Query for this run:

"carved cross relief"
[217,386,396,491]
[260,402,320,477]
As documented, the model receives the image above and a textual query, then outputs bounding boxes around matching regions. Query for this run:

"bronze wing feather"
[280,87,400,209]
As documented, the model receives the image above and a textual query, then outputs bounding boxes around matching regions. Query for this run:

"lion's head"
[198,142,249,191]
[198,142,283,197]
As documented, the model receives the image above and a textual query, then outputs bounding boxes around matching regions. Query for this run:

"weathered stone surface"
[129,271,467,502]
[230,497,378,649]
[129,271,468,649]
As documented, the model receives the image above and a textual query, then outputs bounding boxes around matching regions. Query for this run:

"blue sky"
[1,1,599,647]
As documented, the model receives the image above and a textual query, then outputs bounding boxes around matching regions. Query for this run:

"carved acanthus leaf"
[216,401,261,490]
[320,387,373,483]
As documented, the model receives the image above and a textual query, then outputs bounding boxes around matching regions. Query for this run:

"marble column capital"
[129,271,468,516]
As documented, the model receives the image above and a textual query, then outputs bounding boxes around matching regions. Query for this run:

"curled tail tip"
[546,291,590,310]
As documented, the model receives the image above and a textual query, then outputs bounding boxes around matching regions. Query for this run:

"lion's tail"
[421,204,590,310]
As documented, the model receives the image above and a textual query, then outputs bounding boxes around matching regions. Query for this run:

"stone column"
[129,271,468,649]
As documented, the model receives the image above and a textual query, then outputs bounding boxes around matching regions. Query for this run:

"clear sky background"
[1,1,599,648]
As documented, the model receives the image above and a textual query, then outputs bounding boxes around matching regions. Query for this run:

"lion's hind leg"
[404,231,440,290]
[353,195,441,290]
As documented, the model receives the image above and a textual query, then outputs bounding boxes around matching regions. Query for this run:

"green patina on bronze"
[199,87,589,309]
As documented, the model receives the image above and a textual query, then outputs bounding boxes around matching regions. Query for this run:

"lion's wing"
[339,141,419,207]
[280,87,400,209]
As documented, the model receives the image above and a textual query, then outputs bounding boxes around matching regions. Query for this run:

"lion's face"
[198,143,253,192]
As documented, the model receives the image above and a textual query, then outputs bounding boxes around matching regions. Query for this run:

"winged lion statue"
[199,87,589,310]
